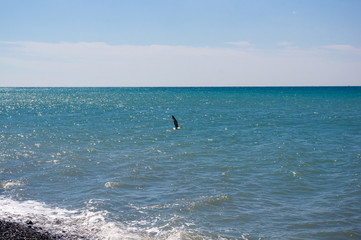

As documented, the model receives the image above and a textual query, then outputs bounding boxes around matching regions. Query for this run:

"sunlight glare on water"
[1,87,361,239]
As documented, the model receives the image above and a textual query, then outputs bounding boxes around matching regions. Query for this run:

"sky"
[1,0,361,87]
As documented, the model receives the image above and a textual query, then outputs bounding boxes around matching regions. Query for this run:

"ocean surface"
[1,87,360,240]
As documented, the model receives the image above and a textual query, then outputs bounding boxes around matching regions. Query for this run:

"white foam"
[0,197,143,240]
[0,180,23,189]
[104,182,142,189]
[0,197,209,240]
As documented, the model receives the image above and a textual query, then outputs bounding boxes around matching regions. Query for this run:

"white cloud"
[323,44,361,55]
[277,41,294,47]
[225,41,251,47]
[0,41,361,86]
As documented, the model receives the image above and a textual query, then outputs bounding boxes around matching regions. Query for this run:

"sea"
[0,87,360,240]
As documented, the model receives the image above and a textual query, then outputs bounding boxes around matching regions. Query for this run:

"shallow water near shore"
[1,87,361,239]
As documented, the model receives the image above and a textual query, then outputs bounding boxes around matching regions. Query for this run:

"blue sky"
[1,0,361,86]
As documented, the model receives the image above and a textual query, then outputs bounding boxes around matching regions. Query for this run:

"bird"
[172,115,182,130]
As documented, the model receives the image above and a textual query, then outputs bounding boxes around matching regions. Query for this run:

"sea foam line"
[0,197,143,240]
[0,197,213,240]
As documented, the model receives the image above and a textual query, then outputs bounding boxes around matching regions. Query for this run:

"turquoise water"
[1,87,360,239]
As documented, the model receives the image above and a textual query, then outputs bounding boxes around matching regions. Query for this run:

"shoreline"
[0,219,75,240]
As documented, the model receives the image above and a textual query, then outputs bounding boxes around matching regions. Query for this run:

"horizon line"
[1,85,360,88]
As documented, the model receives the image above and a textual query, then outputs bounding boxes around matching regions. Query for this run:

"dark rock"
[0,219,90,239]
[0,220,58,239]
[26,220,34,225]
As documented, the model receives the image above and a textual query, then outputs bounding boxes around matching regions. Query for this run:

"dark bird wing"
[172,115,179,128]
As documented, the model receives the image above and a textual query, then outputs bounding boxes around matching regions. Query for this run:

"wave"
[0,197,235,240]
[0,180,24,189]
[0,197,138,240]
[104,181,144,189]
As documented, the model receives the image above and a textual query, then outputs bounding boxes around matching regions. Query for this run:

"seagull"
[172,115,182,130]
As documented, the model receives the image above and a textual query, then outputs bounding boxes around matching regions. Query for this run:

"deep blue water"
[1,87,360,239]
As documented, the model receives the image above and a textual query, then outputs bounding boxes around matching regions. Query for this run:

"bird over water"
[172,115,182,130]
